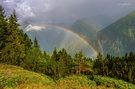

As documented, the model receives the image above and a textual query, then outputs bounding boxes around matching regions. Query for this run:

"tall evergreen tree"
[33,37,39,48]
[0,5,8,57]
[51,48,59,61]
[74,51,93,75]
[93,52,104,75]
[74,51,84,75]
[0,9,30,65]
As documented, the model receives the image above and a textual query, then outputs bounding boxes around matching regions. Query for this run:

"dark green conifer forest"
[0,5,135,85]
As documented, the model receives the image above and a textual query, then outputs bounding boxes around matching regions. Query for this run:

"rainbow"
[47,11,119,56]
[32,23,99,56]
[65,12,120,56]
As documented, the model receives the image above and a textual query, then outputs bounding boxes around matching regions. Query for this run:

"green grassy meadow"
[0,64,135,89]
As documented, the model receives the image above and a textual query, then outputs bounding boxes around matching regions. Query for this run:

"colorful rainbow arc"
[31,23,99,56]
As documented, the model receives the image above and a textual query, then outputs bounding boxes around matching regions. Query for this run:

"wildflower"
[6,71,12,76]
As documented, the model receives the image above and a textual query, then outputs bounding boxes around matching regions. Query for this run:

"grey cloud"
[0,0,135,23]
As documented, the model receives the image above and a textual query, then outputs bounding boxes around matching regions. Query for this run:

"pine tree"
[58,48,73,76]
[43,50,50,60]
[33,37,39,48]
[51,48,58,61]
[93,52,104,75]
[0,6,8,59]
[22,33,32,50]
[20,35,45,73]
[1,10,26,65]
[74,50,84,75]
[75,51,93,75]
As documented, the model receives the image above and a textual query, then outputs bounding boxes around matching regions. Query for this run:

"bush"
[93,75,135,89]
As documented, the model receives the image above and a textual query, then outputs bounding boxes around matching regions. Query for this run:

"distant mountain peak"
[25,24,45,32]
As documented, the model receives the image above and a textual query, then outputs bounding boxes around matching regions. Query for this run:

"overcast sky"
[1,0,135,23]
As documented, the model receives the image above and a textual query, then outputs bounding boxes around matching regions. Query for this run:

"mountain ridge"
[98,10,135,56]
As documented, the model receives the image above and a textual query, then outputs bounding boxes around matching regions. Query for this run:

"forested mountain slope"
[98,11,135,56]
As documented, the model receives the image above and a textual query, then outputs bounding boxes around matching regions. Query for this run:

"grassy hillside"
[93,75,135,89]
[0,64,135,89]
[0,64,54,89]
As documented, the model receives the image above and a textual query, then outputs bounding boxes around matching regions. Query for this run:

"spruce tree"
[0,6,8,59]
[21,37,43,71]
[93,52,104,75]
[1,10,26,65]
[74,51,84,75]
[33,37,39,48]
[51,48,58,61]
